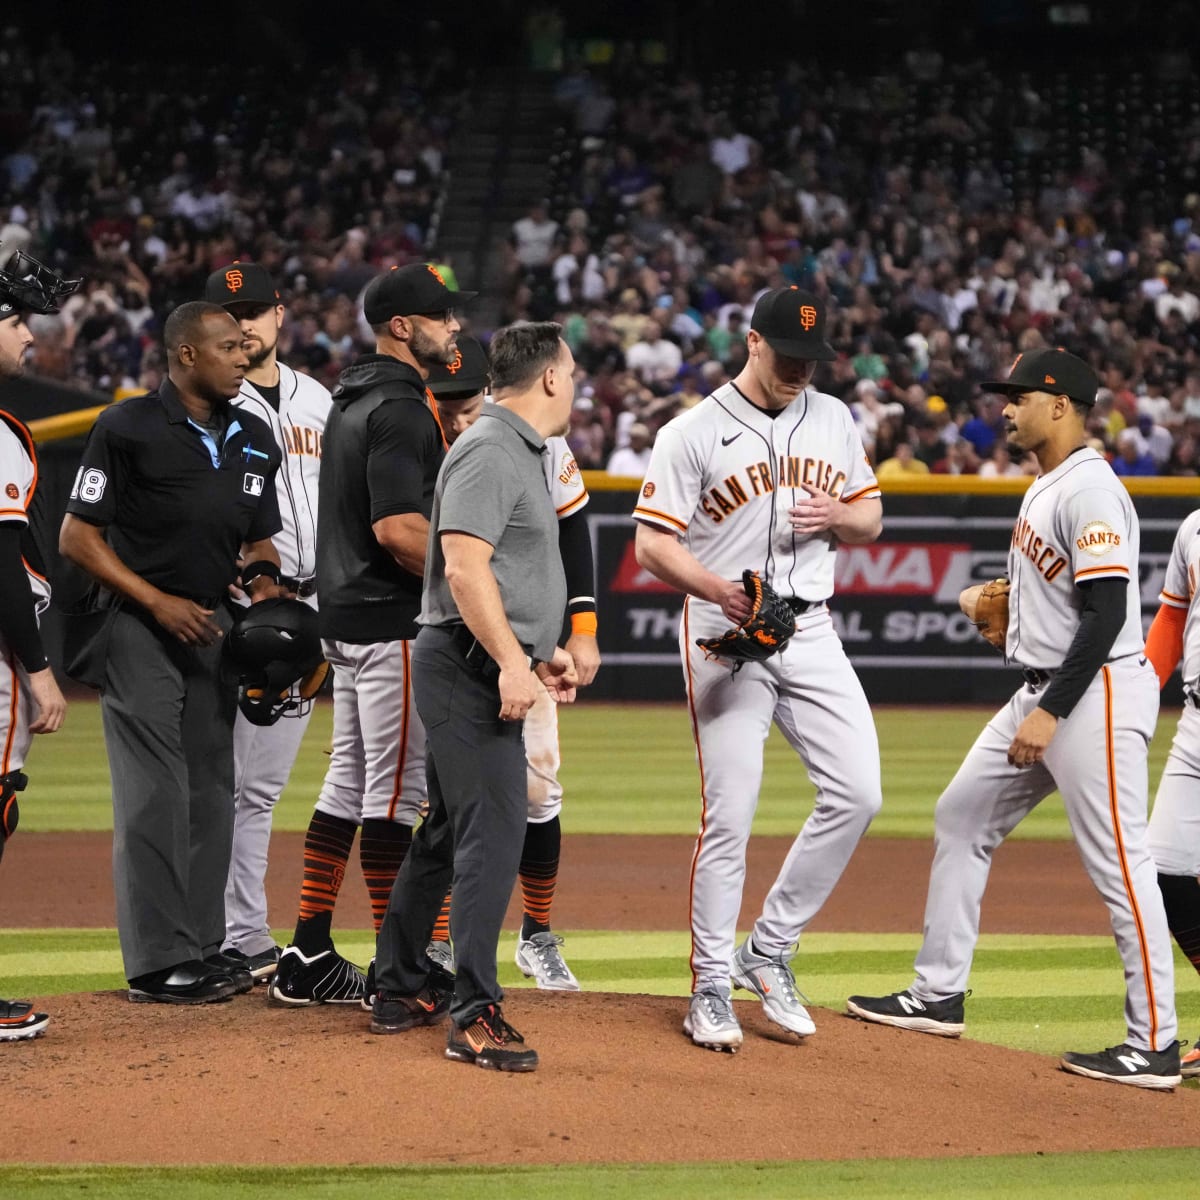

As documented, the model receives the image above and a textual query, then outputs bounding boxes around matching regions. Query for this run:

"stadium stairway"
[435,74,561,329]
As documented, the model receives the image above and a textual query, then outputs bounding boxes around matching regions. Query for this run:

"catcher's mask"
[222,598,327,727]
[0,245,81,317]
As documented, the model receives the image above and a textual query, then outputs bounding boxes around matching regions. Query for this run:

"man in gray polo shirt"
[370,323,580,1072]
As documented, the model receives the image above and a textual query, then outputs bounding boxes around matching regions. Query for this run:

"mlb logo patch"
[243,473,265,497]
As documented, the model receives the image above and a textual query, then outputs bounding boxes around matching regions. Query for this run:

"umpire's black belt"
[1022,667,1053,688]
[784,597,824,615]
[282,576,317,598]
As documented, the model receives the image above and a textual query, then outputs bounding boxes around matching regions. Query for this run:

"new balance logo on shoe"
[1116,1050,1149,1073]
[897,994,926,1015]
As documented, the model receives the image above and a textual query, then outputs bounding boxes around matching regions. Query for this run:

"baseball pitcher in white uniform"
[634,287,884,1052]
[0,245,75,1041]
[848,348,1182,1090]
[1143,507,1200,1080]
[204,263,332,981]
[427,336,600,990]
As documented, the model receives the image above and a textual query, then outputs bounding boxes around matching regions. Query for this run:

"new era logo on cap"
[982,347,1099,407]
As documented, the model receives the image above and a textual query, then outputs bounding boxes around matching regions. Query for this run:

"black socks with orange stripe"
[293,810,358,954]
[519,816,561,940]
[1158,872,1200,975]
[361,818,413,934]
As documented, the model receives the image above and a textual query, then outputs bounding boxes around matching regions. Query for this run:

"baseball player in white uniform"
[848,348,1182,1090]
[426,336,600,990]
[204,263,332,980]
[0,246,75,1040]
[634,287,884,1052]
[1143,507,1200,1080]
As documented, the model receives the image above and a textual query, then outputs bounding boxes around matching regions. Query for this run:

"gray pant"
[375,625,527,1026]
[101,606,236,981]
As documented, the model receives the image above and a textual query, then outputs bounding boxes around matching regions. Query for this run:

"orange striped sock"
[431,892,452,943]
[294,811,358,953]
[360,818,413,934]
[518,816,560,939]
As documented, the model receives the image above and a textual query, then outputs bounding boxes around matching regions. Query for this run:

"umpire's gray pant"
[101,606,236,981]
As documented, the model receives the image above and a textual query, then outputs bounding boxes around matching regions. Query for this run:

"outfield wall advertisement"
[586,488,1197,705]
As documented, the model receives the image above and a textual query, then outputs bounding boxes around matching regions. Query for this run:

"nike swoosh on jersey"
[721,432,742,446]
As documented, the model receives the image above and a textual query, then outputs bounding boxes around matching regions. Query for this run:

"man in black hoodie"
[269,264,475,1006]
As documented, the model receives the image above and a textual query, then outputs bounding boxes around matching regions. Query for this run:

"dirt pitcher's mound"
[2,989,1196,1166]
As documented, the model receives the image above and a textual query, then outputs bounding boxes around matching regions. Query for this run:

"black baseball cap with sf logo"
[426,335,491,398]
[750,287,837,361]
[982,347,1099,407]
[204,261,280,308]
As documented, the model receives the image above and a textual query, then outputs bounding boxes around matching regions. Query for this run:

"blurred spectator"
[875,442,929,479]
[977,444,1024,479]
[606,422,653,476]
[1111,428,1159,477]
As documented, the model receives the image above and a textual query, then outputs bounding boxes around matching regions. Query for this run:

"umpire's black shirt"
[64,378,283,601]
[317,353,445,643]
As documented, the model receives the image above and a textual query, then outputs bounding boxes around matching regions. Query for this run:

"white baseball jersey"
[1155,508,1200,690]
[223,363,331,957]
[0,417,49,614]
[1147,508,1200,877]
[634,381,883,1000]
[1007,447,1143,667]
[0,414,47,777]
[544,434,587,519]
[907,446,1176,1054]
[230,363,330,586]
[634,382,879,599]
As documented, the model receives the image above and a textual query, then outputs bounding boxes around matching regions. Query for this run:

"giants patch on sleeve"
[1076,520,1120,556]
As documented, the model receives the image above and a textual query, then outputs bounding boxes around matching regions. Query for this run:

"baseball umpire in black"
[371,322,582,1072]
[59,301,284,1005]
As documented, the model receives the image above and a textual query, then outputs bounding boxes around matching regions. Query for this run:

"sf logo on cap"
[446,347,463,374]
[225,268,244,293]
[799,304,817,331]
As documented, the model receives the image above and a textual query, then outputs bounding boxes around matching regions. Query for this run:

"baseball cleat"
[1181,1042,1200,1080]
[515,931,580,991]
[268,944,366,1006]
[0,999,49,1041]
[845,988,966,1037]
[370,979,453,1035]
[1060,1041,1182,1090]
[202,952,255,995]
[222,945,281,983]
[731,938,816,1037]
[683,989,743,1052]
[446,1004,538,1072]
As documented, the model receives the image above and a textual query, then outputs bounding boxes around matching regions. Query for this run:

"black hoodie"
[316,353,445,642]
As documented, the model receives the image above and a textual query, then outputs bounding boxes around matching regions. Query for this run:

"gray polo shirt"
[419,405,567,661]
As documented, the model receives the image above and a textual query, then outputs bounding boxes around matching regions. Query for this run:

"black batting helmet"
[0,245,81,318]
[223,598,326,727]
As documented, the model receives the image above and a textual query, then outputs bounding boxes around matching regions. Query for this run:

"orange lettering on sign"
[225,268,244,293]
[799,305,817,331]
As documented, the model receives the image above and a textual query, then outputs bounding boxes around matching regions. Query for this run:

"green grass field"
[22,699,1184,837]
[5,700,1198,1196]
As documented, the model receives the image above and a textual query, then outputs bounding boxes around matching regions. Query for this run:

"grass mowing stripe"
[3,1150,1200,1198]
[18,700,1182,838]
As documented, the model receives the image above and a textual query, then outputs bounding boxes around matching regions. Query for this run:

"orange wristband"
[571,612,598,637]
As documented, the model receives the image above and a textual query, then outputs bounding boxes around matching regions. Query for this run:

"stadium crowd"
[3,25,1200,476]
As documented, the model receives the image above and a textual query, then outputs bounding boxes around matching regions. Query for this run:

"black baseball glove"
[696,570,796,673]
